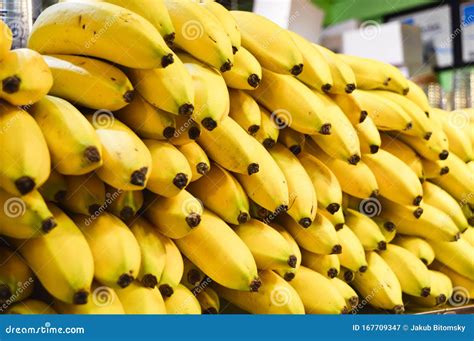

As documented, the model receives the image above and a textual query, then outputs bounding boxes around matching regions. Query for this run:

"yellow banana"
[155,232,183,298]
[393,235,435,266]
[373,216,397,243]
[255,106,279,149]
[462,205,474,228]
[271,223,302,281]
[29,1,174,69]
[181,257,206,291]
[431,261,474,299]
[222,46,261,90]
[278,128,305,156]
[231,10,303,75]
[107,187,143,222]
[337,267,355,283]
[464,228,474,246]
[6,300,56,314]
[422,158,449,179]
[405,79,431,115]
[429,238,474,281]
[336,225,368,272]
[302,250,340,279]
[116,282,166,314]
[228,89,260,135]
[164,284,201,314]
[187,163,249,225]
[0,20,12,57]
[201,1,240,53]
[177,142,210,181]
[380,134,424,181]
[62,173,105,216]
[329,93,368,125]
[0,102,50,196]
[332,277,359,311]
[38,170,67,203]
[195,286,220,314]
[397,127,449,161]
[355,116,381,154]
[170,116,201,146]
[0,246,34,305]
[345,208,387,251]
[409,270,453,307]
[319,208,345,230]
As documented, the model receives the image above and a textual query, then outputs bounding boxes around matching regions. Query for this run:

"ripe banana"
[15,203,94,305]
[380,134,424,181]
[214,270,304,314]
[249,68,332,135]
[29,1,174,69]
[332,277,359,311]
[228,89,260,135]
[231,11,303,75]
[379,244,431,297]
[352,251,404,313]
[345,208,387,251]
[302,250,340,279]
[462,205,474,228]
[329,93,368,125]
[431,261,474,299]
[44,54,134,111]
[164,284,201,314]
[145,190,202,239]
[405,79,431,115]
[0,102,50,196]
[355,116,381,154]
[222,46,261,89]
[0,48,53,105]
[155,232,183,298]
[270,145,316,227]
[62,173,105,216]
[429,238,474,281]
[175,209,260,292]
[393,235,435,266]
[170,116,201,146]
[177,142,210,182]
[464,228,474,246]
[73,212,141,289]
[338,267,355,283]
[422,158,449,179]
[166,0,233,72]
[319,208,345,230]
[107,187,143,222]
[271,223,302,281]
[0,20,12,57]
[116,282,166,314]
[397,127,449,161]
[187,163,249,225]
[7,300,56,315]
[181,257,206,291]
[88,115,152,191]
[373,216,397,243]
[278,128,305,156]
[409,270,453,307]
[0,188,56,238]
[201,1,240,53]
[129,218,167,289]
[290,266,348,314]
[336,225,368,272]
[195,286,220,314]
[0,246,34,305]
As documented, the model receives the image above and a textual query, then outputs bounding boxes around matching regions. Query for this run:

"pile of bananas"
[0,0,473,315]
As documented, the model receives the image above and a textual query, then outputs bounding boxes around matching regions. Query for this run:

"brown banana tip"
[187,269,202,285]
[345,83,356,93]
[405,122,413,131]
[425,111,430,118]
[41,217,57,233]
[185,212,201,228]
[424,132,433,141]
[421,258,429,266]
[220,59,233,73]
[88,204,101,216]
[327,268,338,278]
[453,232,461,241]
[370,190,379,198]
[384,221,396,232]
[179,103,194,116]
[123,90,134,103]
[440,166,450,175]
[163,127,176,139]
[237,212,250,224]
[117,274,134,288]
[196,162,210,175]
[344,270,354,282]
[15,176,35,195]
[288,255,297,268]
[348,154,361,165]
[359,265,368,273]
[290,64,303,76]
[248,125,260,135]
[299,217,312,228]
[419,177,425,183]
[322,83,332,93]
[247,74,260,88]
[370,145,380,154]
[0,284,12,301]
[413,195,423,206]
[159,284,174,298]
[393,305,405,314]
[413,207,424,219]
[436,294,447,305]
[289,145,302,156]
[319,123,332,135]
[188,126,201,140]
[120,206,135,221]
[276,205,288,214]
[2,75,21,93]
[326,203,341,215]
[203,307,218,314]
[141,274,158,288]
[247,163,259,175]
[335,223,344,231]
[161,53,174,68]
[331,244,342,255]
[349,296,359,307]
[54,190,67,202]
[439,150,449,160]
[341,306,349,314]
[283,272,295,281]
[378,241,387,251]
[84,146,101,163]
[173,173,189,189]
[263,138,276,149]
[468,217,474,227]
[201,117,217,131]
[421,287,431,297]
[359,111,368,123]
[164,33,175,46]
[383,78,391,86]
[232,46,238,54]
[130,167,148,186]
[403,87,410,95]
[249,278,262,292]
[73,290,89,305]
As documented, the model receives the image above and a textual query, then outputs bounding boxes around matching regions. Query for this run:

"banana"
[0,48,53,106]
[432,153,474,207]
[344,208,387,251]
[175,209,260,292]
[107,187,143,222]
[431,261,474,299]
[271,223,302,281]
[62,173,105,216]
[44,54,133,111]
[278,128,305,155]
[155,232,183,298]
[405,79,431,115]
[355,116,381,154]
[177,142,210,182]
[29,1,174,69]
[332,277,359,311]
[397,127,449,161]
[462,205,474,228]
[429,238,474,281]
[73,212,141,289]
[144,190,203,239]
[115,95,176,140]
[231,11,303,75]
[255,106,279,149]
[362,149,423,206]
[373,217,397,243]
[302,250,340,279]
[393,235,435,266]
[464,228,474,246]
[181,257,206,291]
[290,266,348,314]
[0,246,34,305]
[329,93,368,125]
[197,115,260,175]
[129,218,167,289]
[288,31,332,92]
[422,158,449,179]
[7,299,56,314]
[165,0,233,71]
[38,170,66,203]
[270,145,316,227]
[338,55,408,94]
[409,270,453,307]
[144,139,192,197]
[249,68,332,135]
[0,20,12,57]
[164,284,201,314]
[170,116,201,146]
[337,267,355,283]
[0,102,50,196]
[379,244,431,297]
[31,96,102,176]
[234,219,297,276]
[201,1,240,53]
[195,286,220,314]
[351,90,412,132]
[313,45,356,94]
[14,204,94,304]
[88,115,152,191]
[380,134,424,181]
[55,282,124,314]
[352,251,404,313]
[310,92,361,164]
[222,46,261,90]
[126,56,194,116]
[319,208,346,230]
[214,270,304,314]
[116,282,166,314]
[228,89,260,135]
[423,181,469,232]
[336,225,368,272]
[187,163,249,225]
[279,212,341,255]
